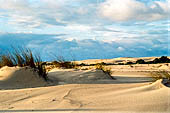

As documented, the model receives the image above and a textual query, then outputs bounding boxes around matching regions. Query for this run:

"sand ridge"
[0,66,48,89]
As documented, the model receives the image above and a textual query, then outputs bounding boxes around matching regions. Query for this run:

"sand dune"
[0,62,170,113]
[158,65,170,70]
[0,66,48,89]
[48,69,113,84]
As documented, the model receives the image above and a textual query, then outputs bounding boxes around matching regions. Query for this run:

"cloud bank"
[0,33,169,61]
[99,0,169,21]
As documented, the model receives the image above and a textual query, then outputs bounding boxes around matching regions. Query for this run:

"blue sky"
[0,0,169,61]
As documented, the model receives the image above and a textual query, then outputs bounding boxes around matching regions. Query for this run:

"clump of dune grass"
[0,47,47,81]
[95,63,104,70]
[0,47,36,68]
[95,63,115,79]
[150,71,170,81]
[35,55,48,81]
[103,67,112,75]
[0,54,14,67]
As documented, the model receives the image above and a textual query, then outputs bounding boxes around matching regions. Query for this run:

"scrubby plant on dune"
[50,55,77,69]
[95,63,115,79]
[150,71,170,81]
[0,54,14,67]
[52,61,76,69]
[95,63,104,70]
[136,59,145,64]
[0,47,36,68]
[0,47,47,81]
[35,55,48,81]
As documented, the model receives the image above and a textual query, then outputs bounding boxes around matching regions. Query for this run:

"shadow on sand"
[0,69,154,90]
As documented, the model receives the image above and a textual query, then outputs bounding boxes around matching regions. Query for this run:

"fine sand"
[0,58,170,113]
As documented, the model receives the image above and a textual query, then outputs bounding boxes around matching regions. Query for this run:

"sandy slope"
[48,69,113,84]
[0,63,170,113]
[0,79,169,113]
[0,66,48,89]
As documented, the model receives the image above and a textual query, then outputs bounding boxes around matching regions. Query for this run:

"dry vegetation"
[51,61,77,69]
[95,63,115,79]
[0,47,48,80]
[150,71,170,81]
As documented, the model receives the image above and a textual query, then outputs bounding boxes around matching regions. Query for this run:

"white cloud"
[0,0,29,10]
[0,0,101,30]
[98,0,169,21]
[117,47,125,51]
[65,24,92,32]
[0,0,66,28]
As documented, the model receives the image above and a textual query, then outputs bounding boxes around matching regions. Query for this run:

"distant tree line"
[135,56,170,64]
[76,56,170,66]
[47,56,170,67]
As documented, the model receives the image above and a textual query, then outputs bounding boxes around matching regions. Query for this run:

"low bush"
[136,59,145,64]
[79,63,86,66]
[102,67,112,75]
[52,60,76,69]
[126,62,134,65]
[150,71,170,81]
[95,63,104,70]
[118,63,124,65]
[153,56,170,63]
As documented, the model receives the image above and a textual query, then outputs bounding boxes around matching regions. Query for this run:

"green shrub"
[136,59,145,64]
[79,63,86,66]
[118,63,124,65]
[126,62,133,65]
[152,56,170,64]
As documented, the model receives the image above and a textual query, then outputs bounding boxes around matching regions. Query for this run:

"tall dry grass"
[0,47,47,80]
